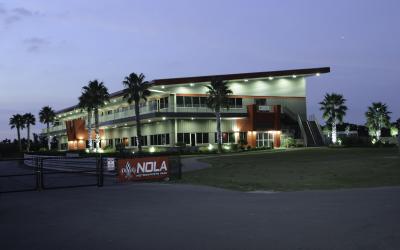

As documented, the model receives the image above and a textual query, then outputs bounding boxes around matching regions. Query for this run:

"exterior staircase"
[298,115,325,147]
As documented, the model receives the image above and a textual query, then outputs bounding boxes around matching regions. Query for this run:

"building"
[45,67,330,151]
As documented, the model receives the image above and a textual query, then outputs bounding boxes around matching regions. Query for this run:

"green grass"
[180,147,400,191]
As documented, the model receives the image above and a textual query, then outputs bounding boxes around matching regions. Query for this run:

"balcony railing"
[42,124,66,134]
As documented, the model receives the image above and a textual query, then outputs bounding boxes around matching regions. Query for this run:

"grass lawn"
[180,147,400,191]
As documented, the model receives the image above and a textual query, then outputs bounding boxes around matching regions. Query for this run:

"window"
[122,137,129,146]
[228,98,243,108]
[239,132,247,143]
[107,110,113,115]
[115,138,121,146]
[255,98,267,106]
[149,100,158,111]
[131,136,148,146]
[159,97,169,109]
[256,132,274,148]
[192,97,200,107]
[177,133,190,144]
[184,96,192,107]
[177,96,184,107]
[215,132,235,143]
[108,139,113,147]
[150,134,170,145]
[196,133,209,144]
[200,97,207,107]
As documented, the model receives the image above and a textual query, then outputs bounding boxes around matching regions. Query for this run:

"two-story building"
[46,67,330,151]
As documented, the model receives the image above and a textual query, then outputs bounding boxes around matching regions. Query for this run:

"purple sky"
[1,0,399,139]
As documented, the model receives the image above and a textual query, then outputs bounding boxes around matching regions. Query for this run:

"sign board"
[106,158,115,171]
[117,157,169,182]
[258,105,271,112]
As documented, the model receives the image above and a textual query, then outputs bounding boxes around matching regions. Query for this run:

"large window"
[150,134,170,145]
[176,96,209,108]
[177,133,190,144]
[228,98,243,108]
[255,98,267,106]
[196,133,209,144]
[159,97,169,109]
[214,132,235,143]
[256,132,274,148]
[239,132,247,143]
[114,138,121,146]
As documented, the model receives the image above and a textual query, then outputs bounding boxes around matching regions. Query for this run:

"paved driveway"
[1,182,400,250]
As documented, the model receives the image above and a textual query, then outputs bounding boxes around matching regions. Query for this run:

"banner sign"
[106,158,115,171]
[117,157,169,182]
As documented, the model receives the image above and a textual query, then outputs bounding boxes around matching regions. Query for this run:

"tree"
[79,90,94,152]
[23,113,36,152]
[9,114,25,152]
[79,80,109,152]
[206,78,233,153]
[365,102,391,141]
[39,106,56,150]
[122,73,151,153]
[319,93,347,144]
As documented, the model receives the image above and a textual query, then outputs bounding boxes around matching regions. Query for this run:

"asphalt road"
[1,180,400,250]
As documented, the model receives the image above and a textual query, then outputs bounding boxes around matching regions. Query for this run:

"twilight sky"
[0,0,399,139]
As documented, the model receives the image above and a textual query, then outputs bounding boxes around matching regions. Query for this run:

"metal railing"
[0,156,105,193]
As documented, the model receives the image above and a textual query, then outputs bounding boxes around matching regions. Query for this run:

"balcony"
[42,124,66,134]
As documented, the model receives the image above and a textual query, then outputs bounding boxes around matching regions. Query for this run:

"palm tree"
[39,106,56,150]
[79,90,95,152]
[365,102,391,141]
[122,73,151,153]
[9,114,25,152]
[319,93,347,144]
[206,78,233,153]
[23,113,36,152]
[80,80,110,152]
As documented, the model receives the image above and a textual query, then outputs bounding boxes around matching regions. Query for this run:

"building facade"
[45,67,330,151]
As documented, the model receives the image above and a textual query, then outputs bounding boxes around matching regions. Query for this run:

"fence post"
[99,155,104,187]
[38,158,44,191]
[35,157,40,191]
[176,156,182,180]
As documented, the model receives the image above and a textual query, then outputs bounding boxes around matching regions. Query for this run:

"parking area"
[1,181,400,249]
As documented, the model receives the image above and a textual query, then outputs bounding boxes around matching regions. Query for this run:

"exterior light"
[268,76,274,80]
[191,117,194,120]
[149,146,156,153]
[244,79,248,82]
[292,75,297,78]
[190,83,194,87]
[162,117,166,120]
[316,73,320,76]
[148,119,151,122]
[69,112,73,115]
[208,144,214,151]
[161,85,165,89]
[124,123,127,126]
[104,102,108,105]
[113,100,117,103]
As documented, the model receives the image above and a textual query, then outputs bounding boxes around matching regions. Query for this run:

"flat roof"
[56,67,330,114]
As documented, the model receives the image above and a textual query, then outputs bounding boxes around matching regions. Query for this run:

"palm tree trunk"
[87,110,93,152]
[17,127,22,152]
[47,123,51,150]
[331,121,337,144]
[216,110,222,153]
[94,108,100,151]
[135,102,142,153]
[27,125,31,152]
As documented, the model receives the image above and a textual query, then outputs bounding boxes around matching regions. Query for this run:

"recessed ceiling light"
[190,83,194,87]
[161,85,165,89]
[292,75,297,78]
[316,73,320,76]
[162,117,166,120]
[268,77,274,80]
[191,117,194,120]
[124,123,127,126]
[244,79,248,82]
[148,119,151,122]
